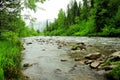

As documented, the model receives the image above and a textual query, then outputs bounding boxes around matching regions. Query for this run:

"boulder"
[85,52,101,60]
[90,61,100,69]
[111,51,120,57]
[109,51,120,61]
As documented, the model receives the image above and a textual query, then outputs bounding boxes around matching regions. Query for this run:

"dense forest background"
[44,0,120,37]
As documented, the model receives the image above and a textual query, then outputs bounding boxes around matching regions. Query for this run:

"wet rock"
[109,51,120,61]
[76,42,86,46]
[85,52,101,60]
[102,65,117,71]
[73,64,78,67]
[111,51,120,57]
[24,75,29,80]
[60,59,67,62]
[42,49,46,51]
[75,60,85,65]
[71,45,86,50]
[54,69,62,73]
[109,56,120,62]
[26,42,32,45]
[97,55,106,61]
[84,60,93,64]
[58,46,62,49]
[23,63,31,67]
[74,58,81,61]
[69,50,81,54]
[90,61,101,69]
[97,70,106,75]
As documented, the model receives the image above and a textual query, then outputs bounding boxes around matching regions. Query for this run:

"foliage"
[0,0,45,79]
[66,24,80,36]
[0,40,22,80]
[44,0,120,37]
[101,59,120,80]
[107,64,120,80]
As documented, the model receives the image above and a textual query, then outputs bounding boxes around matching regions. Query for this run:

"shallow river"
[22,36,120,80]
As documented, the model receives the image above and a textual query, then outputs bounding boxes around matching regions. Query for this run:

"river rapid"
[21,36,120,80]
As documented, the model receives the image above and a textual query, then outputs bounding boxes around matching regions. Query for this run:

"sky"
[22,0,82,22]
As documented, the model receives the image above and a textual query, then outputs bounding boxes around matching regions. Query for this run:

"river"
[21,36,120,80]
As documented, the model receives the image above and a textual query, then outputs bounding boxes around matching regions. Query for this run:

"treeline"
[44,0,120,37]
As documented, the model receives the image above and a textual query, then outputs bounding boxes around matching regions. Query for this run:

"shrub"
[0,30,18,43]
[66,24,80,36]
[107,65,120,80]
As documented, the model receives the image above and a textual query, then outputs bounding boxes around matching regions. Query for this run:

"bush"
[100,25,120,37]
[66,24,80,36]
[0,30,18,43]
[107,65,120,80]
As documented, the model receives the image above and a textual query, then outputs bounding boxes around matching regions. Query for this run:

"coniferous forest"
[44,0,120,37]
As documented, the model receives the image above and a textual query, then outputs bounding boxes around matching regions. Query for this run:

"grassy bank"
[0,27,39,80]
[0,40,22,80]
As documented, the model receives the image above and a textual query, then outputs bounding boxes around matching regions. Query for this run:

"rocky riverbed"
[21,36,120,80]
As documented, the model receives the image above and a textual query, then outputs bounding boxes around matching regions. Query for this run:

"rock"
[109,51,120,61]
[90,61,100,69]
[76,60,85,65]
[26,42,32,45]
[84,60,93,64]
[97,55,106,61]
[24,75,29,79]
[74,58,81,61]
[111,51,120,57]
[42,49,45,51]
[23,63,31,67]
[73,64,78,67]
[97,70,106,75]
[102,65,117,71]
[58,46,62,49]
[69,50,81,54]
[76,42,86,46]
[85,52,101,60]
[109,56,120,62]
[60,59,67,62]
[54,69,62,73]
[71,45,86,50]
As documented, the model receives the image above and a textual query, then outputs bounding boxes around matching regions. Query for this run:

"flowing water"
[21,36,120,80]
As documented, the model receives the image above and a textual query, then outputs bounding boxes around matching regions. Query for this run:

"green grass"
[0,40,23,80]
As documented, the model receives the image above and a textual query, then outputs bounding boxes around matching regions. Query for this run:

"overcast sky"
[22,0,82,22]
